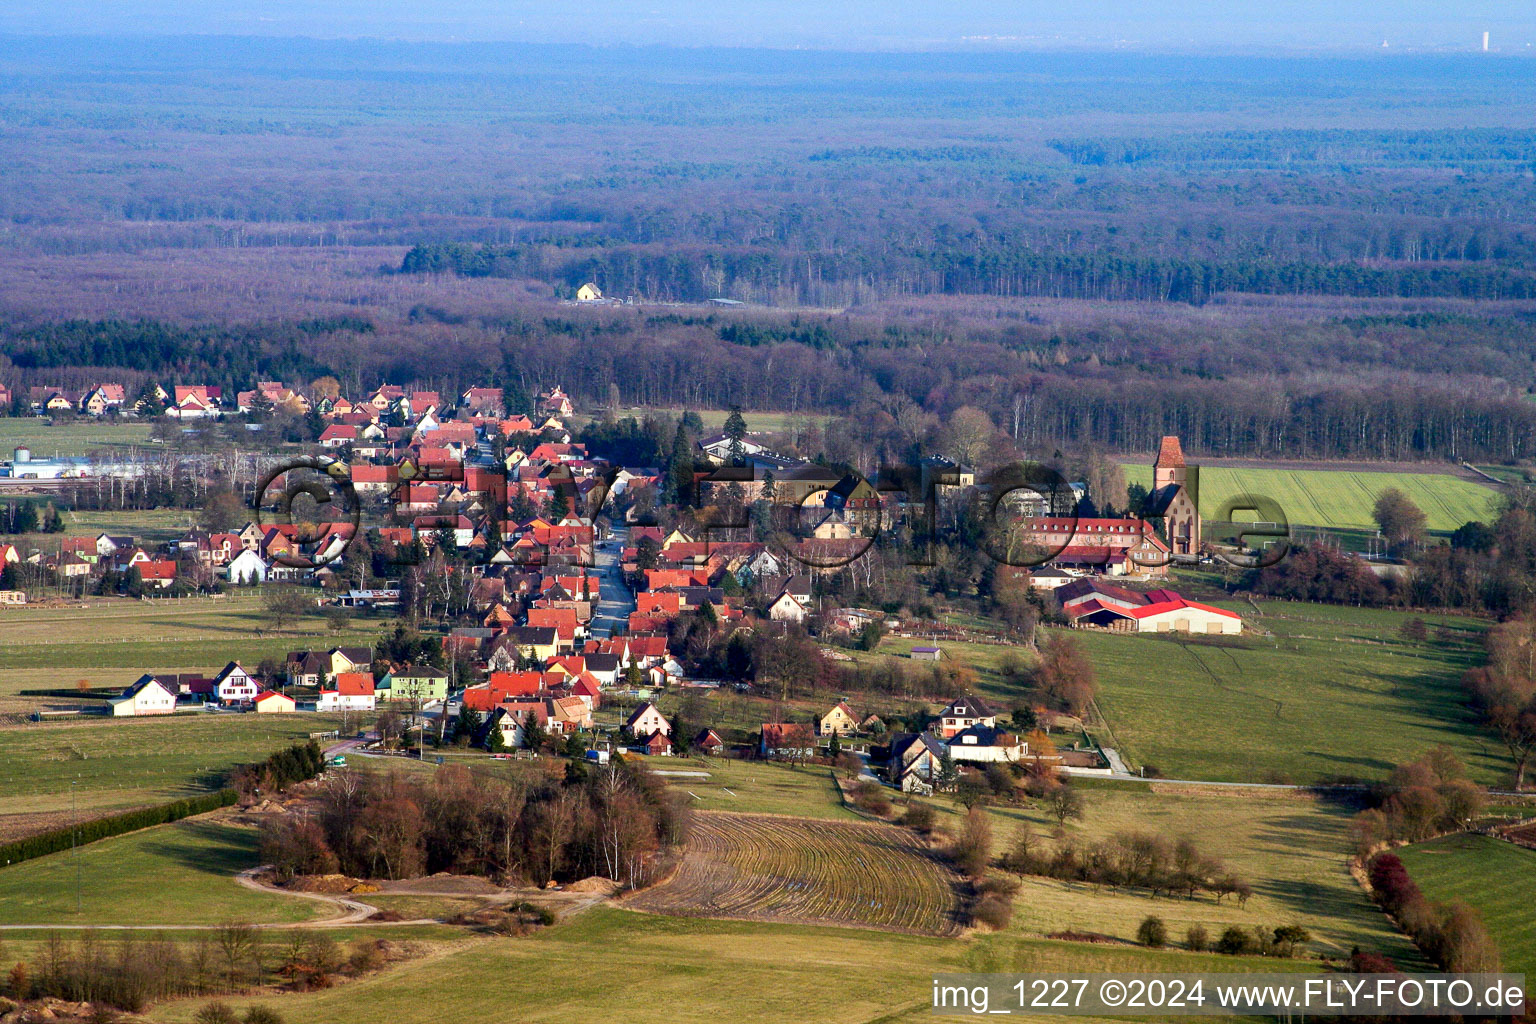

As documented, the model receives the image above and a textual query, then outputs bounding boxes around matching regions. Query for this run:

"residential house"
[379,670,449,704]
[760,722,817,760]
[640,731,672,756]
[110,675,179,717]
[886,732,946,793]
[318,672,376,711]
[227,549,269,584]
[625,701,669,738]
[936,696,996,739]
[818,702,859,737]
[947,724,1026,765]
[211,662,260,705]
[693,728,724,754]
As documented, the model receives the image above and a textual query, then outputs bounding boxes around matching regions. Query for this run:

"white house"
[624,701,669,737]
[110,675,179,717]
[946,725,1027,765]
[766,591,808,623]
[212,662,260,705]
[227,549,269,585]
[317,672,376,711]
[487,706,527,749]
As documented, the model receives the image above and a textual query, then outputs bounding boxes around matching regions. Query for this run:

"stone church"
[1146,435,1200,558]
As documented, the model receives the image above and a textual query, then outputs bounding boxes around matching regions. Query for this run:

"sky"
[1,0,1532,52]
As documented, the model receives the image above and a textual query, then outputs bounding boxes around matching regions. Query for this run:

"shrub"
[975,874,1021,898]
[1216,926,1255,956]
[1136,916,1168,948]
[950,807,992,877]
[242,1006,285,1024]
[852,781,892,817]
[193,1004,239,1024]
[1272,925,1311,958]
[997,825,1039,875]
[901,803,937,833]
[971,894,1014,930]
[1185,925,1209,952]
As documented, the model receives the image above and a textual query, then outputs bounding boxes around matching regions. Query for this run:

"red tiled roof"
[1155,435,1186,468]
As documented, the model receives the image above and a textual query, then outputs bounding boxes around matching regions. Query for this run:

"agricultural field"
[0,417,156,457]
[1073,600,1504,785]
[0,813,326,926]
[1122,463,1498,533]
[0,713,353,831]
[0,594,383,713]
[656,758,862,821]
[923,782,1418,963]
[1396,834,1536,979]
[150,905,1294,1024]
[625,811,963,935]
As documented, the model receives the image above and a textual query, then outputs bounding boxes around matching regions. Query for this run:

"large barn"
[1057,580,1242,635]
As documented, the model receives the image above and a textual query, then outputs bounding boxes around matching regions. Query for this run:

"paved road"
[589,526,636,638]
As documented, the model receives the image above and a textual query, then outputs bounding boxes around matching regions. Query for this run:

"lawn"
[655,757,861,821]
[1397,834,1536,978]
[0,594,384,716]
[0,713,352,816]
[1073,600,1505,785]
[0,813,324,926]
[0,417,155,457]
[921,785,1417,964]
[1122,463,1497,533]
[151,906,1298,1024]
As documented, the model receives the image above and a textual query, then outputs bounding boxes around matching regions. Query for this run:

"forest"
[2,38,1536,462]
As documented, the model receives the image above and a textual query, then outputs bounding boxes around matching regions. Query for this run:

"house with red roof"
[318,672,376,711]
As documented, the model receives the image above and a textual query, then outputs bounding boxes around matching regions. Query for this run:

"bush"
[1216,926,1255,956]
[974,874,1021,898]
[1136,916,1168,948]
[243,1006,285,1024]
[1185,925,1209,952]
[193,1004,239,1024]
[950,808,992,877]
[971,893,1014,930]
[901,803,937,833]
[852,781,892,817]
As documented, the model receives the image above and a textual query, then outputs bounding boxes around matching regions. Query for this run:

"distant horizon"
[0,30,1532,61]
[1,1,1532,55]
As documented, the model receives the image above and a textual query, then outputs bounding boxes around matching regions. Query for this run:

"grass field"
[1073,600,1506,785]
[0,713,353,823]
[659,757,865,820]
[0,813,325,926]
[1396,834,1536,978]
[0,417,156,457]
[1122,463,1497,533]
[150,905,1300,1024]
[918,784,1418,963]
[0,594,383,714]
[858,599,1499,784]
[626,811,963,935]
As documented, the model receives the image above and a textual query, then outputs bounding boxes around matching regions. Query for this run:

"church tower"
[1150,435,1200,558]
[1153,435,1186,491]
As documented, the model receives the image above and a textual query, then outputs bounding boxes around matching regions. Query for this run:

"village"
[1,375,1243,798]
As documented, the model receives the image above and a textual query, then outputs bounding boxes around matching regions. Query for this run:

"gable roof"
[940,694,995,720]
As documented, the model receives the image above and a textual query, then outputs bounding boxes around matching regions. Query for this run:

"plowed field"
[626,811,963,935]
